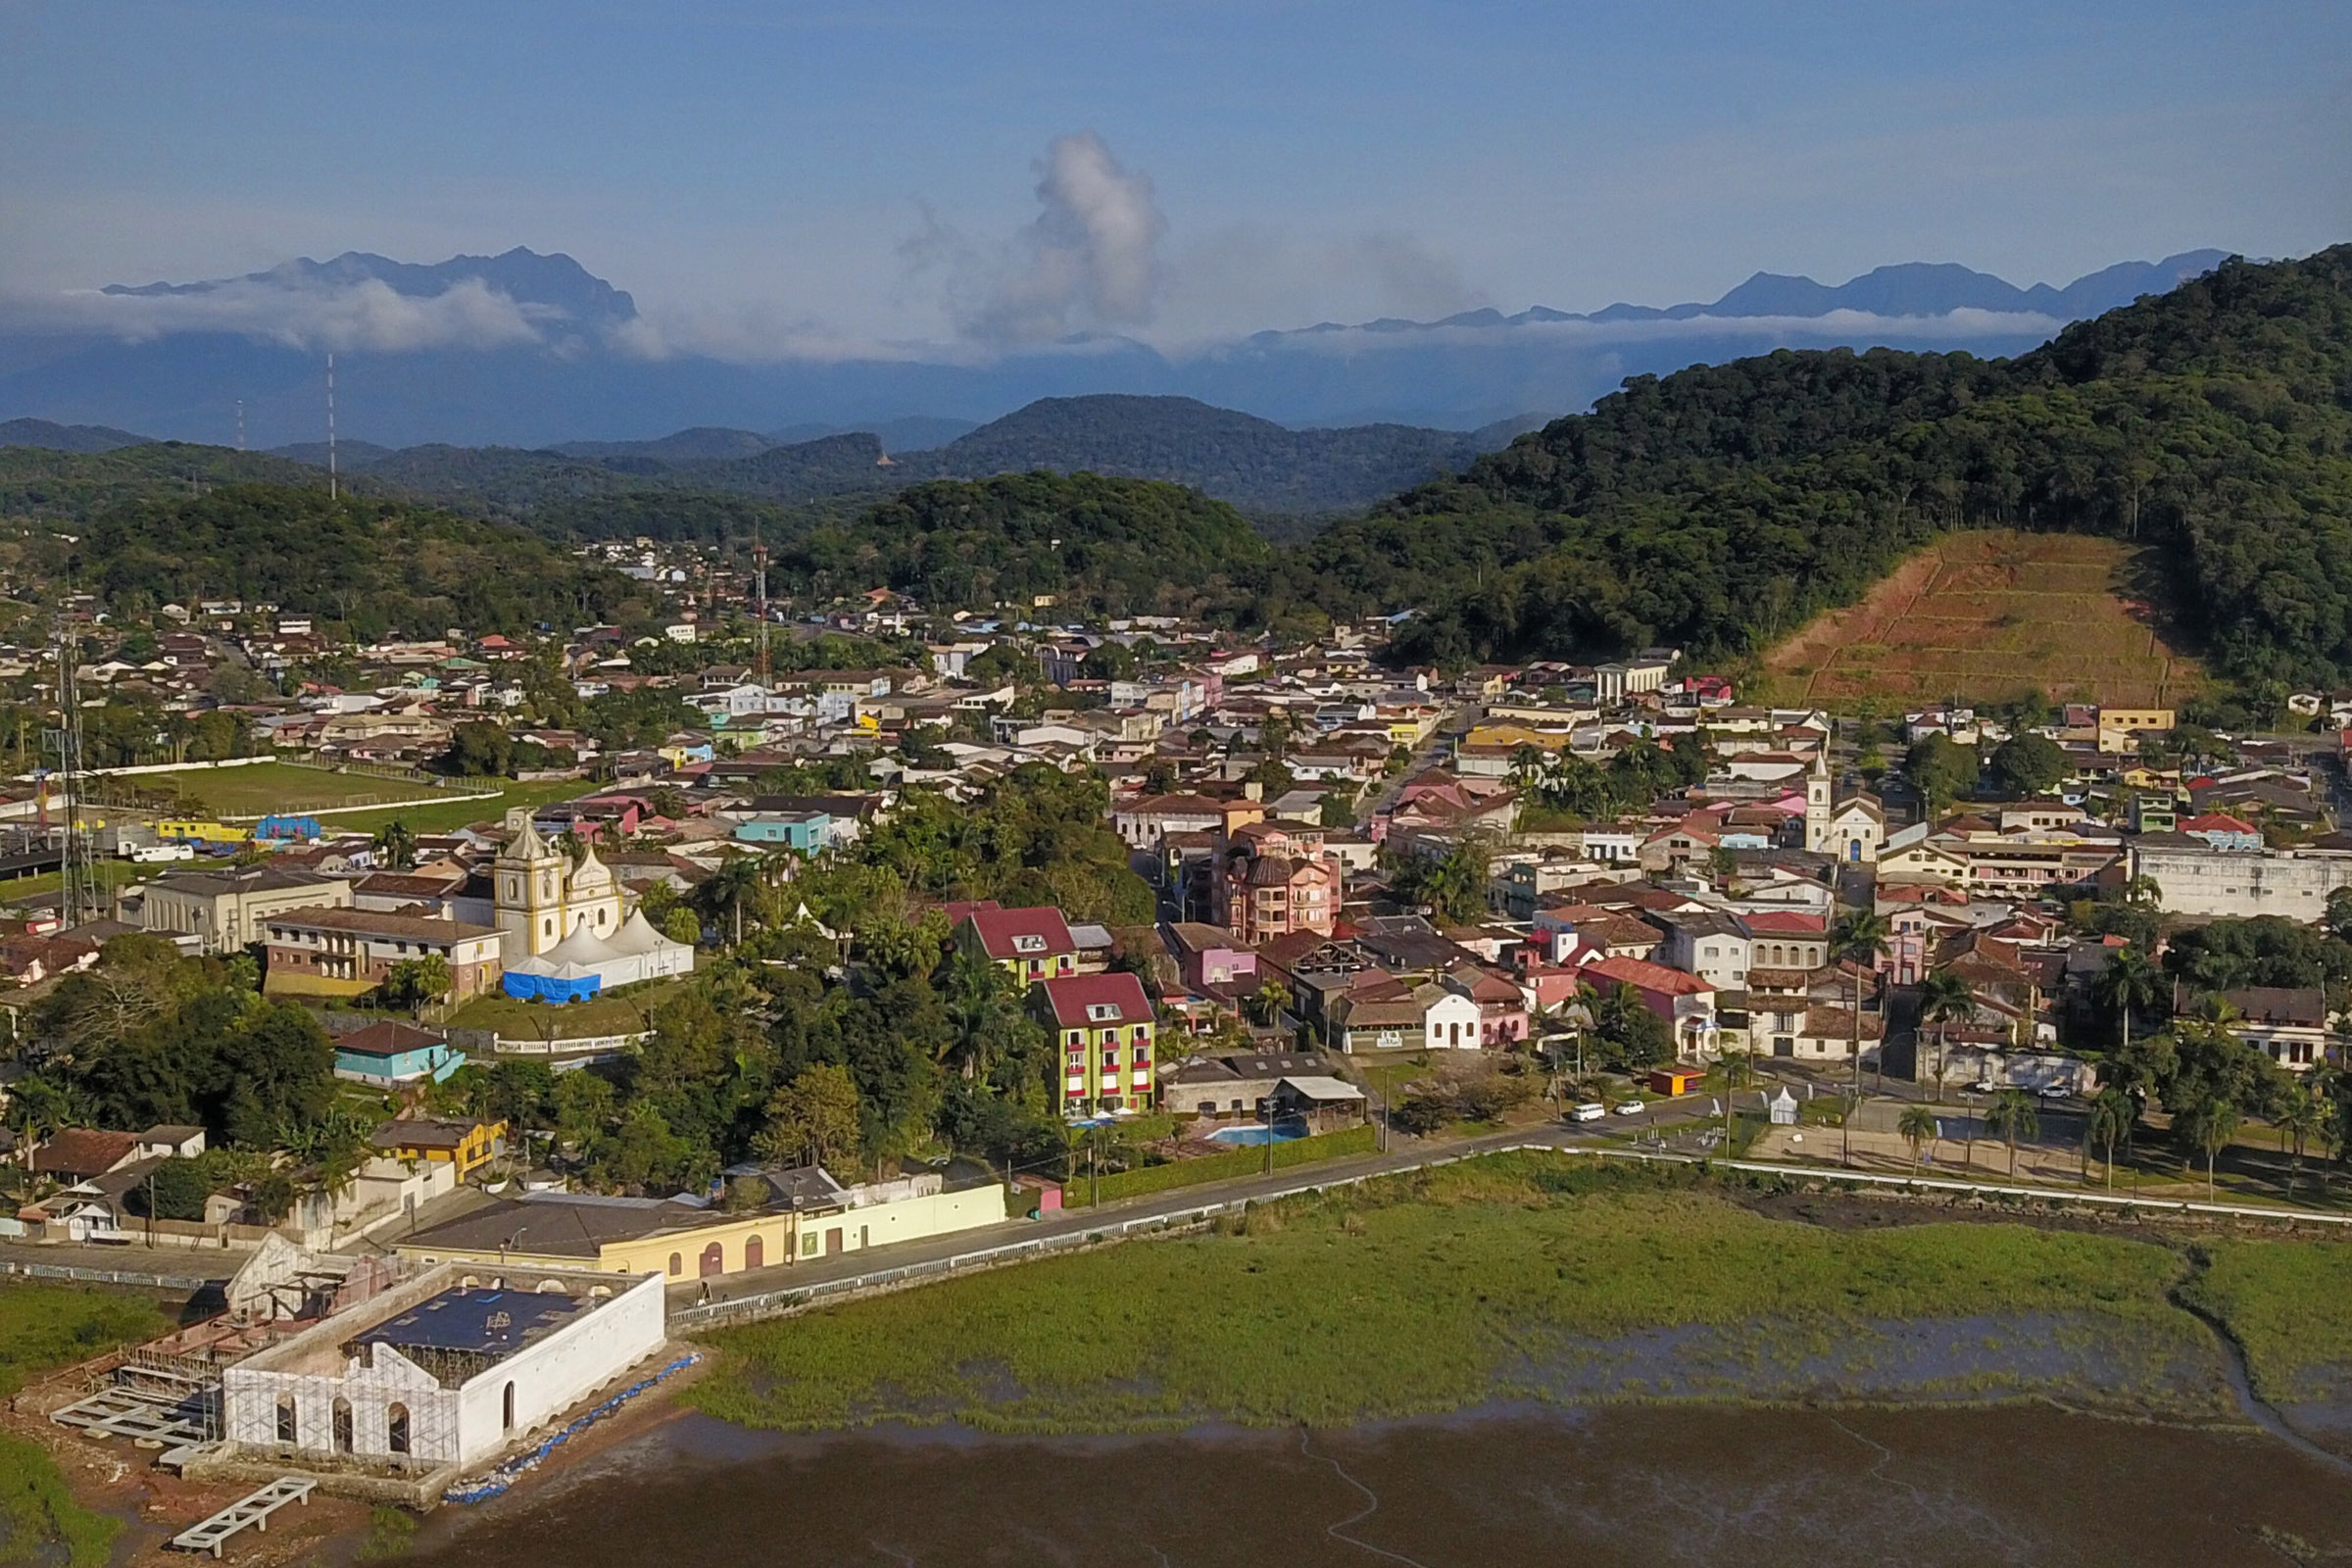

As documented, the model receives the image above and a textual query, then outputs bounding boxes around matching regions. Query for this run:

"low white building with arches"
[220,1263,664,1474]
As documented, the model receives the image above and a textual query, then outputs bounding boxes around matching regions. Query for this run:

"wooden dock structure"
[170,1478,316,1557]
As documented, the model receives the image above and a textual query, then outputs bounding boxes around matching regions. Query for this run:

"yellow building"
[2098,709,2177,753]
[394,1172,1004,1282]
[370,1116,508,1181]
[493,815,625,962]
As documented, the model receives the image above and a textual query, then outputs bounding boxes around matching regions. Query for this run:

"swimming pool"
[1204,1122,1305,1146]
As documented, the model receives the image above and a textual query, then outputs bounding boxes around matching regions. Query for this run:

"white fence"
[669,1139,2352,1332]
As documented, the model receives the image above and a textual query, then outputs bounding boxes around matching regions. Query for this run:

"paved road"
[673,1092,1731,1307]
[1360,701,1476,822]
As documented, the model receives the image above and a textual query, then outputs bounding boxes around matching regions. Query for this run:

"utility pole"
[45,627,97,928]
[752,525,771,682]
[325,353,338,501]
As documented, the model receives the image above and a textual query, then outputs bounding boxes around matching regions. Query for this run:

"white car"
[2036,1083,2074,1101]
[1612,1101,1646,1116]
[1569,1102,1608,1123]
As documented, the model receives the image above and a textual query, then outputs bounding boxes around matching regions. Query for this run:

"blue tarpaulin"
[501,971,602,1003]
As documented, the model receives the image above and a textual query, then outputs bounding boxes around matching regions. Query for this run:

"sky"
[0,0,2346,356]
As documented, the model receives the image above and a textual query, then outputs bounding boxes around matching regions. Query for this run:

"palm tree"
[2084,1087,2135,1192]
[1983,1088,2039,1179]
[706,854,765,948]
[2178,1098,2242,1199]
[1915,969,1975,1102]
[372,817,417,872]
[1829,907,1891,1165]
[2092,945,2164,1058]
[1250,977,1293,1029]
[2276,1083,2325,1198]
[1898,1102,1938,1178]
[1719,1049,1755,1150]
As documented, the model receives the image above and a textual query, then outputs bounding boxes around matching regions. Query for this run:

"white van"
[125,843,196,863]
[1569,1102,1608,1123]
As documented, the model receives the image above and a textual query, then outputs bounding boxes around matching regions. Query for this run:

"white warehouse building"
[220,1264,664,1473]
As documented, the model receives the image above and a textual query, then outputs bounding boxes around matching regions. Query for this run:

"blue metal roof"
[355,1288,583,1357]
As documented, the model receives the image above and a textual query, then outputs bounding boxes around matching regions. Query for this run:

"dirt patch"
[1761,530,2203,710]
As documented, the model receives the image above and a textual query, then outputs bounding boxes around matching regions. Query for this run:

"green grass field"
[97,760,448,817]
[444,973,693,1041]
[0,1284,172,1567]
[2180,1237,2352,1403]
[691,1155,2204,1434]
[322,777,587,836]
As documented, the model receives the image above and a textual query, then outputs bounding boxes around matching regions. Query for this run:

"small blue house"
[732,809,833,855]
[333,1020,463,1088]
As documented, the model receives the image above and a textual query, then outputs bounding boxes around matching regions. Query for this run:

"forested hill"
[771,471,1273,618]
[69,486,661,640]
[53,395,1503,524]
[1292,245,2352,688]
[896,396,1488,517]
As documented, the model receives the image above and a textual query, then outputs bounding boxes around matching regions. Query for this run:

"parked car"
[1612,1101,1646,1116]
[1569,1102,1607,1123]
[2036,1083,2074,1101]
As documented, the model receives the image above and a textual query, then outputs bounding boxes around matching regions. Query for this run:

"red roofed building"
[955,906,1079,983]
[1033,972,1157,1114]
[31,1129,142,1182]
[1579,954,1719,1055]
[2179,812,2264,852]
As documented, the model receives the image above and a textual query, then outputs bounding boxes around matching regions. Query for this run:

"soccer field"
[104,760,449,817]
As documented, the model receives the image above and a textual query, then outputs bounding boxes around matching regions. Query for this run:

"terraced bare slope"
[1763,530,2201,709]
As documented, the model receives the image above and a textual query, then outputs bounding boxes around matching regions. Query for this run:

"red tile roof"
[1035,970,1153,1027]
[1582,956,1713,997]
[959,905,1075,959]
[32,1128,140,1179]
[1743,909,1827,935]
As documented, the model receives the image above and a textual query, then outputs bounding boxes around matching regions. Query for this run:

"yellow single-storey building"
[396,1170,1004,1282]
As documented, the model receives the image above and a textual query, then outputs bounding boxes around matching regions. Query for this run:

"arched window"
[274,1396,297,1446]
[386,1403,410,1455]
[744,1234,763,1270]
[331,1397,354,1453]
[503,1383,516,1432]
[667,1252,682,1276]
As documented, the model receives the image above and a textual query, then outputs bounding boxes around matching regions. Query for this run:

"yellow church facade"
[494,814,625,962]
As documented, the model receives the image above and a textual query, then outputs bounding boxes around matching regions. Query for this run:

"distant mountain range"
[248,394,1535,517]
[0,245,2231,449]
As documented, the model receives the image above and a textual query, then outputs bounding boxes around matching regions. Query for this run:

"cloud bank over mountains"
[0,131,2236,447]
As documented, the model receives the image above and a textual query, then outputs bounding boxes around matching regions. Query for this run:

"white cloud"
[944,131,1167,344]
[0,274,558,354]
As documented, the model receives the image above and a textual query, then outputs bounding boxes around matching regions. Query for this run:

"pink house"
[1579,955,1718,1054]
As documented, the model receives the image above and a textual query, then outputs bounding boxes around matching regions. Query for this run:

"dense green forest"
[771,471,1273,617]
[70,485,662,639]
[35,395,1494,524]
[891,395,1485,518]
[1292,244,2352,686]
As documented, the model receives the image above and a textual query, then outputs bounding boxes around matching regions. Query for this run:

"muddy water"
[411,1403,2352,1568]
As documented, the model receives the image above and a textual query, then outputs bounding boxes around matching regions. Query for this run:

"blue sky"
[1,0,2345,348]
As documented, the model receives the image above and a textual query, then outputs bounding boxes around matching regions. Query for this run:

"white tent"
[507,910,694,996]
[603,909,696,980]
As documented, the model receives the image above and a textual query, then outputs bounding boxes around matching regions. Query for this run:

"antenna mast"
[235,399,245,453]
[752,524,770,681]
[45,627,98,928]
[325,353,338,500]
